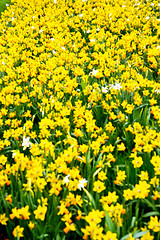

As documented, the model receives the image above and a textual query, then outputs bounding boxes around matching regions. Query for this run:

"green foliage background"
[0,0,11,16]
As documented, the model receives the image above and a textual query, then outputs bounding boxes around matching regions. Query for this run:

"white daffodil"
[22,136,32,150]
[102,86,108,93]
[11,150,20,158]
[39,29,43,34]
[109,82,122,91]
[90,68,99,77]
[78,178,88,190]
[63,174,70,184]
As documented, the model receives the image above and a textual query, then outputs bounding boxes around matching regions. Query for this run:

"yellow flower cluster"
[0,0,160,239]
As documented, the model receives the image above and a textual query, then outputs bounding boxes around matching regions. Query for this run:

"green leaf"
[76,228,83,237]
[143,211,160,218]
[93,167,102,178]
[131,216,136,229]
[105,211,116,233]
[81,80,87,90]
[38,234,49,239]
[120,233,132,240]
[146,107,151,125]
[97,151,104,163]
[56,234,61,240]
[83,188,96,209]
[133,230,148,238]
[120,230,148,240]
[142,199,157,211]
[86,148,91,165]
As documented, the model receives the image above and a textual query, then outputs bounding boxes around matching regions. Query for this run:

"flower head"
[78,178,88,190]
[22,136,32,150]
[12,226,24,238]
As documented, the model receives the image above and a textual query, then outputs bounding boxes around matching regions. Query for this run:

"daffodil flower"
[78,178,88,190]
[22,136,32,150]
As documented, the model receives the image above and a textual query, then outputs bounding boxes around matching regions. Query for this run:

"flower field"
[0,0,10,17]
[0,0,160,239]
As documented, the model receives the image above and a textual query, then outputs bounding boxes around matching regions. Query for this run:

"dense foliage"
[0,0,160,239]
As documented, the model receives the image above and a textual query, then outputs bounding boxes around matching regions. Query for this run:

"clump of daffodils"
[0,0,160,239]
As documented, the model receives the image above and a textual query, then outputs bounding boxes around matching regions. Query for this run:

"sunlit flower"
[0,0,160,238]
[34,205,47,221]
[90,69,99,77]
[28,221,35,230]
[103,231,118,240]
[0,213,9,225]
[93,180,106,193]
[22,136,32,150]
[12,226,24,238]
[63,174,70,184]
[78,178,88,190]
[148,216,160,232]
[117,142,126,151]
